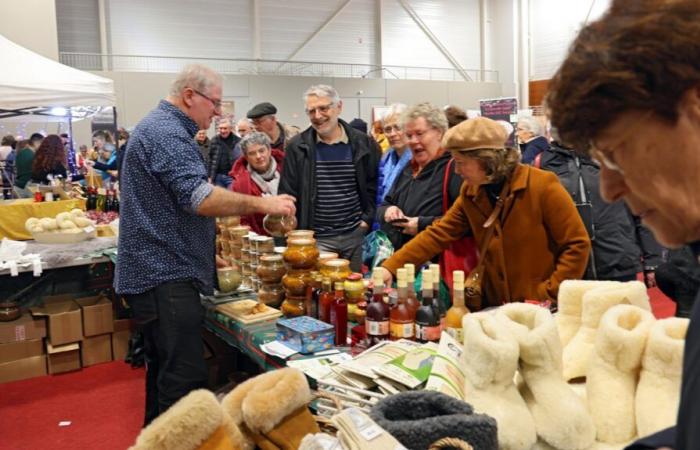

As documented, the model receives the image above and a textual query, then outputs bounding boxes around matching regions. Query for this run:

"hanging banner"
[479,97,518,147]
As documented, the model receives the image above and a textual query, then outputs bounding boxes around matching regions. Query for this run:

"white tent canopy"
[0,34,115,119]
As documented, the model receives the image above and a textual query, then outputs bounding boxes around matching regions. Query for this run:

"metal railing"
[59,53,499,83]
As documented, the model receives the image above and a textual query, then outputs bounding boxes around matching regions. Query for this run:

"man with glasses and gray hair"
[116,64,295,426]
[279,84,380,271]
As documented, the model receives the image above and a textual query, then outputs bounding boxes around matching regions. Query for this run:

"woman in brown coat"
[380,117,590,308]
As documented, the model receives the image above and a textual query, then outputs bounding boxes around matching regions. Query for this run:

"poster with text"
[479,97,518,147]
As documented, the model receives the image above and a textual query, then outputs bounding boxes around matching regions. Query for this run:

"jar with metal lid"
[256,254,286,282]
[317,251,339,270]
[283,238,319,270]
[320,258,351,285]
[256,236,275,254]
[344,273,365,304]
[258,282,284,307]
[286,229,315,240]
[229,225,251,243]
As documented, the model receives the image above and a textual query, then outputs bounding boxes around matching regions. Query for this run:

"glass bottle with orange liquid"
[445,270,469,343]
[403,263,420,314]
[318,277,334,324]
[389,268,415,341]
[365,267,390,345]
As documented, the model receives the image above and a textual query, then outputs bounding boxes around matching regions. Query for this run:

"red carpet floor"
[0,361,145,450]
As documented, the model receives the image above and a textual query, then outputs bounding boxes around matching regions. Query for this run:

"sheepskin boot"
[497,303,596,450]
[562,281,650,381]
[221,368,319,450]
[635,317,689,437]
[462,312,537,450]
[129,389,250,450]
[556,280,619,347]
[587,304,655,444]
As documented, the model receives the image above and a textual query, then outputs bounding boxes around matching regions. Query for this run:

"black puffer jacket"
[539,143,662,280]
[376,152,463,251]
[279,119,380,230]
[208,133,240,180]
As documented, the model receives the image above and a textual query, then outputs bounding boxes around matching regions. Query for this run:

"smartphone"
[390,217,409,224]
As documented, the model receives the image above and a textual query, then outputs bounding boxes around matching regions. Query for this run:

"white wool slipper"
[130,389,250,450]
[587,304,655,444]
[462,312,537,450]
[556,280,619,347]
[635,317,689,437]
[562,281,649,381]
[497,303,595,450]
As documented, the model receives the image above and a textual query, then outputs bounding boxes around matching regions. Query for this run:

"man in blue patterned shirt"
[115,64,295,425]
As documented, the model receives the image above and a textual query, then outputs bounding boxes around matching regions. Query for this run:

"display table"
[0,198,86,240]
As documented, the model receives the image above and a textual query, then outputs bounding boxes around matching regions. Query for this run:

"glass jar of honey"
[282,269,310,297]
[281,295,306,317]
[344,272,365,304]
[320,258,351,285]
[256,255,286,283]
[283,238,319,270]
[258,282,284,307]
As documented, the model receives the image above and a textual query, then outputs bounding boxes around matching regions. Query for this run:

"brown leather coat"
[383,164,591,306]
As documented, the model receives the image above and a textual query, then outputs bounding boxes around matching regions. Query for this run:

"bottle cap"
[334,281,344,291]
[453,270,465,290]
[372,267,384,286]
[430,264,440,284]
[404,263,415,281]
[422,268,432,290]
[396,268,407,288]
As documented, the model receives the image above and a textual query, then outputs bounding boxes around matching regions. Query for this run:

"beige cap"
[442,117,509,152]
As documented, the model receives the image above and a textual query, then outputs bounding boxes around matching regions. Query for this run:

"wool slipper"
[221,368,318,450]
[587,304,655,444]
[635,317,689,437]
[562,281,650,381]
[556,280,619,347]
[129,389,250,450]
[497,303,596,450]
[462,312,537,450]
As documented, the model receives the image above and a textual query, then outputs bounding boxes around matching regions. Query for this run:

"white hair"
[381,103,408,126]
[240,132,271,154]
[169,64,222,97]
[236,118,253,133]
[400,102,448,133]
[517,116,545,137]
[303,84,340,104]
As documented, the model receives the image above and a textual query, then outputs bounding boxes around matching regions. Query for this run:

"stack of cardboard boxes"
[0,294,133,383]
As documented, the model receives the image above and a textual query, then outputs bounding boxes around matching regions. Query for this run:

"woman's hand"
[395,216,419,235]
[384,206,405,222]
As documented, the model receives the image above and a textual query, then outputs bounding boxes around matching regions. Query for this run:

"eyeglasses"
[191,88,222,111]
[383,124,401,134]
[588,110,653,175]
[305,103,334,116]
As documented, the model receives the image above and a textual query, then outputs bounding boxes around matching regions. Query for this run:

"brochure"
[340,339,419,379]
[425,332,466,399]
[373,342,439,388]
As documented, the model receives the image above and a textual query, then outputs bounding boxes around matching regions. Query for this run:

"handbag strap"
[472,180,512,274]
[443,158,454,214]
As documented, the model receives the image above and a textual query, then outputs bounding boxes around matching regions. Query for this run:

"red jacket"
[229,149,285,235]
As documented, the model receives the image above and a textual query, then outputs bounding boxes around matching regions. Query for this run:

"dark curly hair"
[546,0,700,151]
[32,134,66,178]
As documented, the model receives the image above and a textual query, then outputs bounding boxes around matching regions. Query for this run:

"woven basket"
[429,437,474,450]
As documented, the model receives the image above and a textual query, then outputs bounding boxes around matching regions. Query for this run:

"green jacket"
[14,147,34,188]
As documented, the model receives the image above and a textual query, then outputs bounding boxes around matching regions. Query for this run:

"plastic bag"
[362,230,394,270]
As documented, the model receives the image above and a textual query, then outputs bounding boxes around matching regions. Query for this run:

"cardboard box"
[0,314,47,344]
[111,319,133,362]
[47,342,81,374]
[82,334,112,367]
[0,339,44,364]
[75,295,114,337]
[0,355,47,383]
[30,296,83,346]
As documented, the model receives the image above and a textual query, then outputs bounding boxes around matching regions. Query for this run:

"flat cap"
[442,116,509,152]
[247,102,277,119]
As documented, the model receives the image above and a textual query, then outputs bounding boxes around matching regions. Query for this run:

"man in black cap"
[247,102,299,153]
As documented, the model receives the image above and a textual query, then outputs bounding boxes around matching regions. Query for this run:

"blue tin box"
[276,316,335,354]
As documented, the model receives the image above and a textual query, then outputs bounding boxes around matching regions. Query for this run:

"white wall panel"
[108,0,252,58]
[529,0,610,80]
[56,0,101,54]
[381,0,480,70]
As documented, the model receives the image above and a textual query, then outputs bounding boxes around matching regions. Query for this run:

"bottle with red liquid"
[390,268,415,341]
[318,277,334,324]
[430,264,447,331]
[330,281,348,346]
[415,269,441,343]
[403,263,420,315]
[365,267,390,345]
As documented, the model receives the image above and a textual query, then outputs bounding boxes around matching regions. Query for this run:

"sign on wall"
[479,97,518,147]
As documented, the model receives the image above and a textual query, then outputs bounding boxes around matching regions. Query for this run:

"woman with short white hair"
[516,116,549,165]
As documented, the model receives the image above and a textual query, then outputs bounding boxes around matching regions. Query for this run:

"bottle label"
[390,321,414,339]
[415,323,441,342]
[366,319,389,336]
[446,327,463,344]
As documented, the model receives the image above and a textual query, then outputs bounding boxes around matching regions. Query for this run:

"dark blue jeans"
[125,279,207,426]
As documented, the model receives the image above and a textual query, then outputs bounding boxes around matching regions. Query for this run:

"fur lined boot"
[556,280,619,347]
[497,303,595,450]
[635,317,689,437]
[462,312,537,450]
[221,368,319,450]
[129,389,250,450]
[562,281,650,381]
[587,304,655,444]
